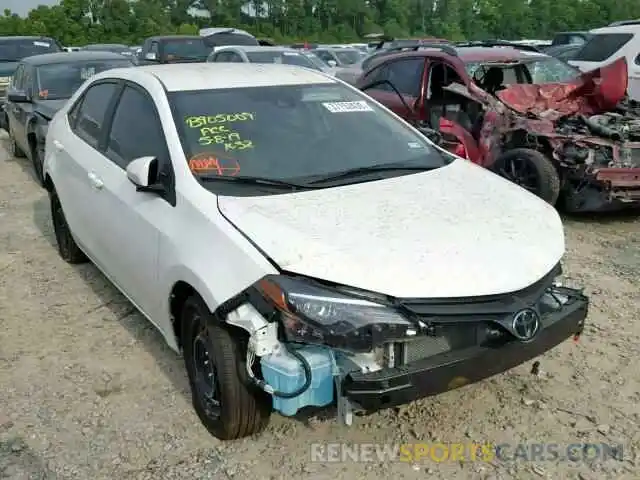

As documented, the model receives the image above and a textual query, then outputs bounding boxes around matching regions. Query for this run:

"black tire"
[181,295,271,440]
[8,124,26,158]
[32,141,45,187]
[491,148,560,205]
[50,190,88,264]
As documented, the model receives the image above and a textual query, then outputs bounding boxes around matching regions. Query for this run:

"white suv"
[43,63,588,440]
[570,24,640,100]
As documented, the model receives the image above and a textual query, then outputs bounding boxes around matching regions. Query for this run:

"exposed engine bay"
[437,58,640,212]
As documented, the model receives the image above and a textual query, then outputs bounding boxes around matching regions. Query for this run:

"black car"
[5,51,133,185]
[138,35,213,64]
[0,36,62,131]
[81,43,134,59]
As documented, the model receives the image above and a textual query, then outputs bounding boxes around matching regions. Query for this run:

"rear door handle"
[88,172,104,190]
[53,140,64,151]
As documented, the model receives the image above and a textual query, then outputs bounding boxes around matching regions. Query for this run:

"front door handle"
[53,140,64,151]
[88,172,104,190]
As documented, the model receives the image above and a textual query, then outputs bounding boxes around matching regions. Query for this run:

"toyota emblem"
[512,308,540,341]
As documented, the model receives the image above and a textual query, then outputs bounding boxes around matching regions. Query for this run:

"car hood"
[217,159,565,299]
[0,62,19,78]
[496,57,628,120]
[34,99,68,120]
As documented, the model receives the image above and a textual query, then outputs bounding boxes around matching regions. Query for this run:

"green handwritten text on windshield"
[186,113,255,152]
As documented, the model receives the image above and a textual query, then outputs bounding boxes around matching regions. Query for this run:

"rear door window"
[573,33,634,62]
[74,82,120,148]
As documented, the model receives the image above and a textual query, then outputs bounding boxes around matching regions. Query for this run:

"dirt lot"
[0,130,639,480]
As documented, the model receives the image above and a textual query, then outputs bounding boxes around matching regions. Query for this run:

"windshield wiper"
[307,164,438,185]
[197,175,318,189]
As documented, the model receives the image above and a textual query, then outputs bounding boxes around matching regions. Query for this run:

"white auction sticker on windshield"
[322,101,374,113]
[33,41,50,47]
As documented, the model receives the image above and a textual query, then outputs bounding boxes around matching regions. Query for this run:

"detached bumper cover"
[343,292,588,411]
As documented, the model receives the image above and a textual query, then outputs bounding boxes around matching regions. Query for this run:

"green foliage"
[1,0,640,45]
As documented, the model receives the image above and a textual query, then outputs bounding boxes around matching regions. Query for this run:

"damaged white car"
[42,63,589,440]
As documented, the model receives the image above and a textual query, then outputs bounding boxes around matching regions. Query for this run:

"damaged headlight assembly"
[255,274,416,352]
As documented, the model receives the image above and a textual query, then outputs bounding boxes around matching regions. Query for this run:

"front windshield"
[170,83,449,189]
[302,52,328,70]
[334,49,361,65]
[0,39,60,62]
[524,57,580,83]
[246,51,318,70]
[164,39,211,61]
[36,60,133,100]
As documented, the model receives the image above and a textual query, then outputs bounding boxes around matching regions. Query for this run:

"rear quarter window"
[573,33,634,62]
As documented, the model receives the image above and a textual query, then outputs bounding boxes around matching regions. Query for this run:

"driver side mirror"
[327,59,337,67]
[126,156,164,193]
[8,91,29,103]
[145,52,158,61]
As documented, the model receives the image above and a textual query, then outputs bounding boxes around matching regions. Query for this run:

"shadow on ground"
[31,195,192,404]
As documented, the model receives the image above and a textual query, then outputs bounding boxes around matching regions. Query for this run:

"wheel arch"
[167,272,225,352]
[42,170,55,192]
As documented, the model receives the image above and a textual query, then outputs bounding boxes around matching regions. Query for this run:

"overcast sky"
[6,0,59,16]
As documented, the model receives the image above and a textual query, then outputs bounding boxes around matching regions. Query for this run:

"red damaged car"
[356,44,640,212]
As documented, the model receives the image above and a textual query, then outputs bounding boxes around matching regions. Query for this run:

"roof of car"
[0,36,56,41]
[216,46,299,53]
[21,51,132,65]
[314,47,359,52]
[83,43,129,49]
[149,35,203,41]
[364,46,549,73]
[456,46,546,62]
[115,63,335,91]
[590,24,640,34]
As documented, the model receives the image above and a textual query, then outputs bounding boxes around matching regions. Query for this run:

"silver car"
[207,46,329,72]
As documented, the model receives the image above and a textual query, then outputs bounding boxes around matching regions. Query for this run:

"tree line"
[1,0,640,46]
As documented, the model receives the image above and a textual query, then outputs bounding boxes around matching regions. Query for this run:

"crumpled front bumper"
[342,290,588,411]
[564,167,640,213]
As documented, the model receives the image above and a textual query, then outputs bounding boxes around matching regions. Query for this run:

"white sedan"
[43,63,588,440]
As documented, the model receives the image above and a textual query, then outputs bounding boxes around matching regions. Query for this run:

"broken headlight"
[255,275,414,352]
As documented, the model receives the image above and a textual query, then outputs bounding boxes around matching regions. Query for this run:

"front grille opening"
[386,321,513,365]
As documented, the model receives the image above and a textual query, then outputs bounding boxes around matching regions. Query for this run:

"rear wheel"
[491,148,560,205]
[50,191,88,264]
[181,295,271,440]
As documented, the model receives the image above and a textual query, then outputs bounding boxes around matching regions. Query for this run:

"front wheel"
[491,148,560,205]
[8,124,26,158]
[181,295,271,440]
[32,141,45,187]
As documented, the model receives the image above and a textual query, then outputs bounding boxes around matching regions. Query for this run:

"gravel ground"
[0,130,639,480]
